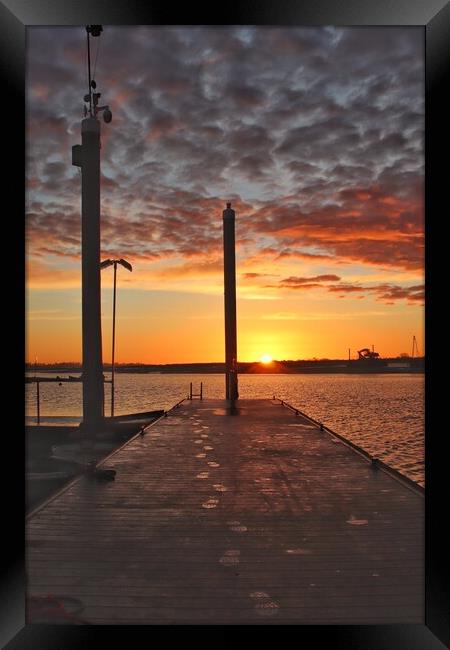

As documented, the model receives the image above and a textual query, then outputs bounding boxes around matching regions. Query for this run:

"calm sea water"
[25,372,424,487]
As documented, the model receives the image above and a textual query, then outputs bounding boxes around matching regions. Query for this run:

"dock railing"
[273,396,424,496]
[26,375,112,425]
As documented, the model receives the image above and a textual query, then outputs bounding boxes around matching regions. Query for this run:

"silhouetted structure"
[72,116,104,431]
[72,26,112,433]
[223,202,238,400]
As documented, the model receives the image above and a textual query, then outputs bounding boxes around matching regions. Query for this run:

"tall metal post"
[223,202,238,401]
[111,261,117,417]
[72,116,104,432]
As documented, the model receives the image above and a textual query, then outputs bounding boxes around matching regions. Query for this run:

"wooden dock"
[26,398,424,625]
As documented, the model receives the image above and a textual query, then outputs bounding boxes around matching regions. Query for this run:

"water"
[25,372,424,487]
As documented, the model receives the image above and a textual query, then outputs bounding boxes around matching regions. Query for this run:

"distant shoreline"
[26,359,424,375]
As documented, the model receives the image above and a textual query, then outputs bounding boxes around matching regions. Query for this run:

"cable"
[92,35,101,83]
[86,30,92,116]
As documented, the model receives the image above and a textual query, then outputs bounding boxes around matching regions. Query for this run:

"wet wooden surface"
[26,399,424,624]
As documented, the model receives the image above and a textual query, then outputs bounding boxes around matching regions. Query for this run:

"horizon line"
[26,356,425,366]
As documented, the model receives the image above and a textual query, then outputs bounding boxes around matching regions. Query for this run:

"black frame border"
[2,0,449,647]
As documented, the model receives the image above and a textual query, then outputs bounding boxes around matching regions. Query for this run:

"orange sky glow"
[25,26,424,364]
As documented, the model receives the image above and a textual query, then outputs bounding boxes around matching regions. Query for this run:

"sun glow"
[260,354,273,364]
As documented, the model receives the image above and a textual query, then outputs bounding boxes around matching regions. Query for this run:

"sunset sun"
[260,354,273,364]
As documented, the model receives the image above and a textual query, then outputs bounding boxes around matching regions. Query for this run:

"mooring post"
[223,202,239,401]
[36,379,40,425]
[111,260,117,418]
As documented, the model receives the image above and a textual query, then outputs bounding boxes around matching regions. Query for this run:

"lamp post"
[100,258,132,417]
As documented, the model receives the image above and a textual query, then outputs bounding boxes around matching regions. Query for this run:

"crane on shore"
[357,347,380,360]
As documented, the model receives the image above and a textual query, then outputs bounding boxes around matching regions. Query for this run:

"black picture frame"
[2,0,449,647]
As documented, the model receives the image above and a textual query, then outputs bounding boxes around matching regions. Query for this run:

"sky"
[25,26,424,364]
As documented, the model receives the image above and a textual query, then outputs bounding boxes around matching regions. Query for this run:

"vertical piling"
[223,202,238,401]
[36,379,40,425]
[72,117,104,433]
[111,261,117,417]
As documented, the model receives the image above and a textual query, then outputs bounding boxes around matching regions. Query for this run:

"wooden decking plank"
[26,398,423,625]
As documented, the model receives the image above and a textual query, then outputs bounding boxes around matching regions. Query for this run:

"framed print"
[2,0,449,647]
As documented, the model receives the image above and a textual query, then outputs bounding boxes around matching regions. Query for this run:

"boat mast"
[411,335,419,359]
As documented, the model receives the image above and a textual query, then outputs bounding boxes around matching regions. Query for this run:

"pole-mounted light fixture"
[101,258,132,417]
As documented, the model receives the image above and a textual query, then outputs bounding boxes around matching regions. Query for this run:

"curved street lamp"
[100,258,132,417]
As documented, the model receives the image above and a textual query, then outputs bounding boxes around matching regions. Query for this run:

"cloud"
[156,258,223,278]
[327,282,424,304]
[26,26,424,289]
[279,274,341,287]
[268,274,424,305]
[241,272,276,280]
[268,274,342,289]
